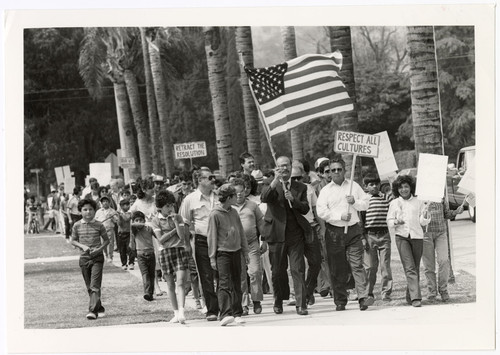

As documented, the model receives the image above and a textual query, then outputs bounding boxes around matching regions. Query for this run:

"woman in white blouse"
[387,175,431,307]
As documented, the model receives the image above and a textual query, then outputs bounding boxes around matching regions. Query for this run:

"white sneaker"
[202,306,208,314]
[128,264,134,270]
[169,316,179,323]
[220,316,234,326]
[121,265,127,270]
[98,311,106,318]
[234,316,245,324]
[86,312,97,320]
[178,310,186,324]
[287,296,296,306]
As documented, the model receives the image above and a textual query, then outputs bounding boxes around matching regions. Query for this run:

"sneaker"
[253,301,262,314]
[122,265,128,270]
[202,306,208,314]
[440,292,450,302]
[86,312,97,320]
[242,306,249,316]
[178,309,186,324]
[128,264,134,270]
[144,294,153,301]
[234,316,246,324]
[169,316,179,324]
[220,316,235,326]
[195,299,202,309]
[412,300,422,307]
[206,314,218,321]
[348,289,358,301]
[287,295,296,306]
[98,311,106,318]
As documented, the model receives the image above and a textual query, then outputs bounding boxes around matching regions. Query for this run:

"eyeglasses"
[331,168,343,173]
[291,176,302,181]
[323,169,331,174]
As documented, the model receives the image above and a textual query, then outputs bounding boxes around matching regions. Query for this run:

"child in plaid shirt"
[151,190,191,324]
[95,195,119,263]
[70,198,109,320]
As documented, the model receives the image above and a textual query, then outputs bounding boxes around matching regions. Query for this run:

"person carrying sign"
[316,155,372,311]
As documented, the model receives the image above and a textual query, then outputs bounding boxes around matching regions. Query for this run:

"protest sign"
[64,177,75,194]
[54,165,72,186]
[334,131,380,158]
[415,153,448,202]
[89,162,112,186]
[374,131,398,179]
[119,157,136,169]
[174,141,207,159]
[457,158,475,194]
[105,153,120,176]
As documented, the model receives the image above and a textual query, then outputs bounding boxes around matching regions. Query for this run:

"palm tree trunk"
[328,26,361,181]
[235,26,262,167]
[123,69,153,178]
[140,27,163,175]
[113,81,140,179]
[146,29,175,178]
[406,26,443,156]
[280,26,303,161]
[203,26,233,177]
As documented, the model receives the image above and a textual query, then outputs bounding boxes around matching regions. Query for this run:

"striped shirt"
[72,219,108,252]
[364,192,392,230]
[131,225,156,252]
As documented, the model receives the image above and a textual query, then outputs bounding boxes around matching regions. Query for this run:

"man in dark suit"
[261,156,312,316]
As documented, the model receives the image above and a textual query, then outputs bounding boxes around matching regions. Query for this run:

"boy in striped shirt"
[362,174,393,302]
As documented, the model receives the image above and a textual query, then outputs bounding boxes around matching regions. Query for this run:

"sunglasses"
[202,175,216,181]
[291,176,302,181]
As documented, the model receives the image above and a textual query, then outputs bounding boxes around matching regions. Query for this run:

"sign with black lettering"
[334,131,380,158]
[119,157,136,169]
[174,141,207,159]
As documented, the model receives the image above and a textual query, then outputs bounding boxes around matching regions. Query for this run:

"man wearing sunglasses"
[179,169,219,321]
[316,156,372,312]
[261,156,312,316]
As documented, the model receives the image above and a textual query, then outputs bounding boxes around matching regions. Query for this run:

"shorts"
[159,247,189,275]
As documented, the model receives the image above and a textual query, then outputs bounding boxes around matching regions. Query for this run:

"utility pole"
[30,168,42,197]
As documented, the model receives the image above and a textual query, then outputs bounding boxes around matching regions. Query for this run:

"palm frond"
[78,27,108,99]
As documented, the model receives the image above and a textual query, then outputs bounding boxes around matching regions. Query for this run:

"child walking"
[130,211,157,301]
[95,195,119,263]
[117,198,135,270]
[70,198,110,320]
[151,190,191,324]
[207,184,249,326]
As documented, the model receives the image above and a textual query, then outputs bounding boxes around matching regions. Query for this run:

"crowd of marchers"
[24,152,464,326]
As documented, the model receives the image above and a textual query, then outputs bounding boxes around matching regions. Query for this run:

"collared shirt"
[233,199,264,244]
[207,205,249,259]
[67,195,80,215]
[316,179,369,227]
[72,219,108,252]
[364,192,392,230]
[95,207,118,230]
[150,213,185,249]
[387,196,431,240]
[131,225,155,252]
[179,189,217,237]
[426,201,453,233]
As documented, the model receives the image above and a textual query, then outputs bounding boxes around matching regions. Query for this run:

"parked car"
[396,146,476,223]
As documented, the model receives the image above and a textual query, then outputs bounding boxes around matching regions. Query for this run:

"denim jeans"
[195,235,219,317]
[79,253,105,314]
[117,232,135,266]
[137,250,156,297]
[217,250,243,319]
[324,224,368,306]
[363,230,393,297]
[422,231,450,297]
[395,235,423,302]
[241,239,263,306]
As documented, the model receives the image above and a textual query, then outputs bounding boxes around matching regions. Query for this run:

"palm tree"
[203,26,233,177]
[144,27,176,177]
[328,26,361,180]
[140,27,163,175]
[280,26,303,161]
[235,26,262,167]
[78,27,140,179]
[406,26,443,156]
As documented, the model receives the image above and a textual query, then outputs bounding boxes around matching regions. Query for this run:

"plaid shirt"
[426,201,454,233]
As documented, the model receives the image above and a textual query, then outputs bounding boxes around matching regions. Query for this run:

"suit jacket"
[260,179,312,243]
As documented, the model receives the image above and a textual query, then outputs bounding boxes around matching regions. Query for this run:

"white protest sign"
[54,165,72,186]
[89,163,112,187]
[465,193,476,208]
[415,153,448,202]
[334,131,380,158]
[374,131,398,179]
[64,177,75,194]
[105,153,120,176]
[457,158,475,194]
[174,141,207,159]
[119,157,136,169]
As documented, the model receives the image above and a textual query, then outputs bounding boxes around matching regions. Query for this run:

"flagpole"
[243,58,292,208]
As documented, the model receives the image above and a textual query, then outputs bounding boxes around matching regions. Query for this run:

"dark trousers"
[304,224,322,299]
[325,224,368,306]
[63,214,71,238]
[137,251,156,297]
[117,232,135,266]
[396,235,423,302]
[216,250,243,319]
[195,235,219,317]
[69,213,82,236]
[79,253,104,314]
[269,236,307,308]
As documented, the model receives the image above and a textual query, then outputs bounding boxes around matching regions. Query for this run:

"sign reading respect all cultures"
[174,141,207,159]
[334,131,380,158]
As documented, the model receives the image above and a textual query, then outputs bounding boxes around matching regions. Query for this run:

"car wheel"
[468,206,476,223]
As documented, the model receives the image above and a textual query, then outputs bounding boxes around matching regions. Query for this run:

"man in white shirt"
[316,156,372,311]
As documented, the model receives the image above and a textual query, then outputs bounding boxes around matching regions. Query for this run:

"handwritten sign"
[334,131,380,158]
[374,131,398,179]
[89,162,112,187]
[174,141,207,159]
[458,158,475,194]
[119,157,136,169]
[415,153,448,202]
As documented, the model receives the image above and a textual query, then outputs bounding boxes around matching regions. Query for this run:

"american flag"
[245,51,353,137]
